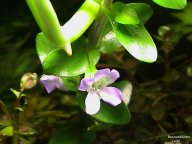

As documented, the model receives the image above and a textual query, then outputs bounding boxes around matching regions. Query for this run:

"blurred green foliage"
[0,0,192,144]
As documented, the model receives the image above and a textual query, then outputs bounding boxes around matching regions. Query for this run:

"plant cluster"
[0,0,191,144]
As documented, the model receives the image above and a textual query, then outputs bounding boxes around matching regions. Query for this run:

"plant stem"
[12,89,23,144]
[13,112,19,144]
[26,0,69,54]
[62,0,100,42]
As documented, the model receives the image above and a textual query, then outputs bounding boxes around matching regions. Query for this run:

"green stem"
[26,0,71,55]
[26,0,101,55]
[84,0,113,78]
[62,0,100,43]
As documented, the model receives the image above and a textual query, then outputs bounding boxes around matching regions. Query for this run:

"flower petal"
[94,68,120,86]
[40,75,67,93]
[85,91,101,115]
[78,78,94,91]
[99,87,122,106]
[40,75,59,93]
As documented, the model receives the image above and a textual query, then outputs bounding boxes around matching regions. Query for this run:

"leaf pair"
[102,2,157,63]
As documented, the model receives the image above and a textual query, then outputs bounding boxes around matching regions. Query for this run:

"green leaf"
[36,32,56,63]
[105,2,157,62]
[112,2,153,24]
[38,36,100,77]
[0,126,13,136]
[49,121,96,144]
[115,7,140,25]
[76,93,131,125]
[10,88,20,98]
[125,3,153,24]
[15,107,24,112]
[112,23,157,63]
[152,0,187,9]
[43,49,99,77]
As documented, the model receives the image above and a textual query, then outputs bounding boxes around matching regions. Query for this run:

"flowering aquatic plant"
[40,75,67,93]
[0,0,188,143]
[78,68,122,115]
[24,0,186,132]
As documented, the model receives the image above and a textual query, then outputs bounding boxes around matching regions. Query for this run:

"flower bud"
[20,73,37,90]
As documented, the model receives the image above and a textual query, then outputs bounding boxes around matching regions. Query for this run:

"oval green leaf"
[43,38,100,76]
[76,93,131,125]
[112,23,157,63]
[152,0,187,9]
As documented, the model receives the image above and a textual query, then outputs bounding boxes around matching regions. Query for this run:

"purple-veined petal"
[78,78,94,91]
[85,90,101,115]
[40,75,59,93]
[99,87,122,106]
[94,68,120,87]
